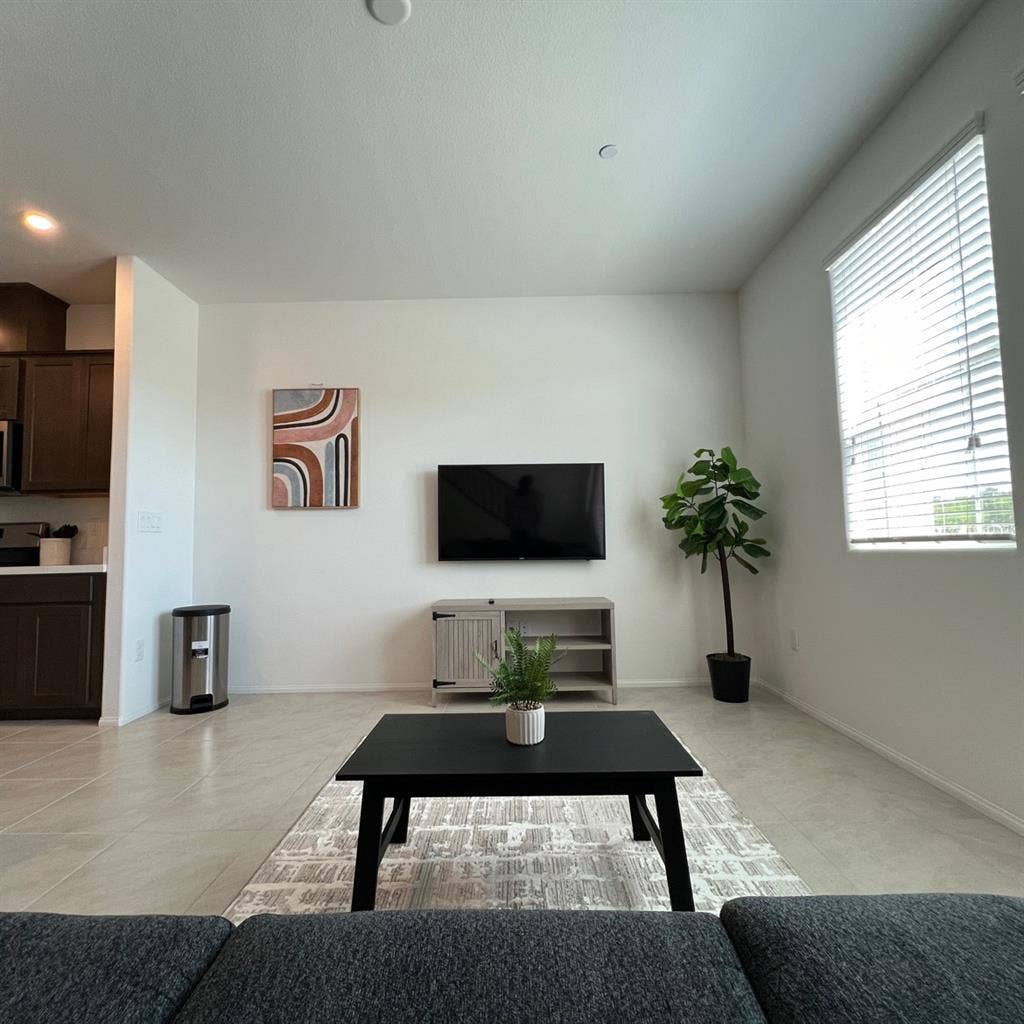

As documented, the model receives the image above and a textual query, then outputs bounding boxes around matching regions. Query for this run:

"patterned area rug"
[226,771,809,922]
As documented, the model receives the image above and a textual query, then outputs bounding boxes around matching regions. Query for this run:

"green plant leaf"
[688,459,712,477]
[483,628,558,707]
[677,479,704,498]
[742,543,770,558]
[731,513,750,535]
[730,498,766,519]
[732,552,759,574]
[693,448,714,458]
[724,483,758,500]
[720,446,737,470]
[698,493,727,509]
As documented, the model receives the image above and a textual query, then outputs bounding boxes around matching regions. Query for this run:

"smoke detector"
[367,0,411,26]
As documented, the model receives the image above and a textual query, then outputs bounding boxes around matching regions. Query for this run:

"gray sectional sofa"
[3,894,1023,1023]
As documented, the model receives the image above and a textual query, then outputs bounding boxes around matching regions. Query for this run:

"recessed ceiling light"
[598,145,619,160]
[367,0,411,26]
[22,210,58,233]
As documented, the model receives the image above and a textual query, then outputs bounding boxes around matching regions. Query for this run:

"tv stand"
[430,597,617,706]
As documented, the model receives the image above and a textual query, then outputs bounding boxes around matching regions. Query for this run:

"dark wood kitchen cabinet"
[0,573,105,719]
[0,357,19,418]
[0,283,67,354]
[21,353,114,492]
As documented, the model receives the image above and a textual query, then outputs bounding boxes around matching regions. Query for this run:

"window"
[826,125,1015,546]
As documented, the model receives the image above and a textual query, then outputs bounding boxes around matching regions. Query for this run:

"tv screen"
[438,464,606,561]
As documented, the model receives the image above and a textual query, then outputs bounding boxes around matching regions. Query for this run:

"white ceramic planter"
[506,704,545,745]
[39,538,72,566]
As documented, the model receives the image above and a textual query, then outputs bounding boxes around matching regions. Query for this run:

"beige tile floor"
[1,686,1021,915]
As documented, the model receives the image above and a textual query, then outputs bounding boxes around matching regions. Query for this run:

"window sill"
[848,540,1018,553]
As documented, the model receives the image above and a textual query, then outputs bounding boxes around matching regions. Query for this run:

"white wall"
[103,257,198,724]
[194,294,749,691]
[738,0,1024,827]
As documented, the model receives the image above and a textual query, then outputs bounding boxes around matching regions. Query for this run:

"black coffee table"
[335,711,703,912]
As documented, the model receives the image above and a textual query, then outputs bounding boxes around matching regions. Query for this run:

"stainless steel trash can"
[171,604,230,714]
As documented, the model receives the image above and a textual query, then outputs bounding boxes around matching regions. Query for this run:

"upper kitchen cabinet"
[0,283,68,353]
[21,353,114,492]
[0,357,20,418]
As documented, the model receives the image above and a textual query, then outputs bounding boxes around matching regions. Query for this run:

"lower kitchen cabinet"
[0,573,105,719]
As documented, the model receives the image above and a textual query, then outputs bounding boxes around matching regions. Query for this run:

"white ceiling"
[0,0,980,304]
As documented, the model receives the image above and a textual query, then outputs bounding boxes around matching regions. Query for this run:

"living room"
[1,1,1021,1022]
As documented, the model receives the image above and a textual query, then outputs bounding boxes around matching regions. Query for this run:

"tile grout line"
[1,713,226,831]
[20,834,123,912]
[184,828,291,915]
[0,778,97,834]
[0,728,117,779]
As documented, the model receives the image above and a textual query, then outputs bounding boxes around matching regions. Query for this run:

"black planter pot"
[707,653,751,703]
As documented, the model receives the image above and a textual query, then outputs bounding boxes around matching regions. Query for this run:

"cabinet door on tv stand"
[434,611,502,686]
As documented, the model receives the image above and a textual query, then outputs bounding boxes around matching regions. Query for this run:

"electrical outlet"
[789,628,800,652]
[137,511,163,534]
[134,638,145,662]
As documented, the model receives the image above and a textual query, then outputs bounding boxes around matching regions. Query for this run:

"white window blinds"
[827,129,1015,546]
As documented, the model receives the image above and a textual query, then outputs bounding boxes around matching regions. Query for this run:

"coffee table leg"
[628,794,651,841]
[351,784,386,912]
[392,796,410,844]
[653,781,696,912]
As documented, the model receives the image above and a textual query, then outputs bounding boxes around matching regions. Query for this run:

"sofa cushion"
[175,909,767,1023]
[0,912,232,1024]
[721,893,1024,1024]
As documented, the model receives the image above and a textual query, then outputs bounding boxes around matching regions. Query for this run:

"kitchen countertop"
[0,564,107,576]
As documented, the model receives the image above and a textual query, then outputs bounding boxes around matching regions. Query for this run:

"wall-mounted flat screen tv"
[438,463,606,561]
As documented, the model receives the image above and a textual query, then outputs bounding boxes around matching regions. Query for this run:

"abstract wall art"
[272,388,360,508]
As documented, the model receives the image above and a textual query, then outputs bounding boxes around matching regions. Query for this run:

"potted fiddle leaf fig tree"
[660,447,770,703]
[478,628,558,745]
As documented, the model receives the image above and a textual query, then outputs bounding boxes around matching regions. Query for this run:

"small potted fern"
[479,629,558,745]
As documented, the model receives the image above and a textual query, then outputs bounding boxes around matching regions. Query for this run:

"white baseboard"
[755,676,1024,838]
[618,677,709,688]
[101,697,171,727]
[230,677,709,695]
[229,681,422,694]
